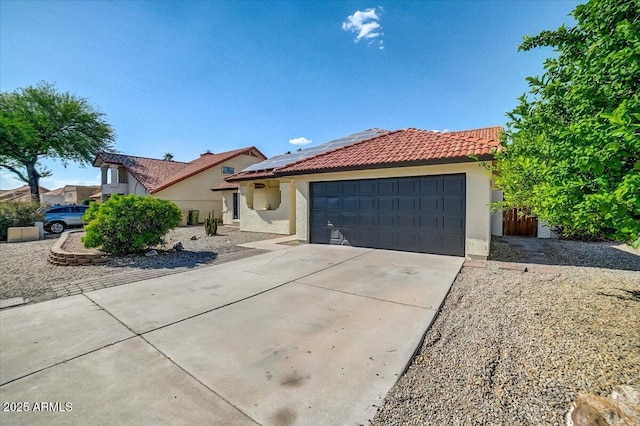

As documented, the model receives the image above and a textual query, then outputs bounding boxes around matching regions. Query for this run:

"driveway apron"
[0,244,463,425]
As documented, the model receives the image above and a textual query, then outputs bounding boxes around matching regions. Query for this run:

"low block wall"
[7,226,40,243]
[48,231,110,266]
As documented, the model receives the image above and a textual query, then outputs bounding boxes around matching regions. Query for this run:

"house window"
[222,166,234,174]
[233,192,239,220]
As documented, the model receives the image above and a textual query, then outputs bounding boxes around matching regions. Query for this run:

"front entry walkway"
[0,244,463,425]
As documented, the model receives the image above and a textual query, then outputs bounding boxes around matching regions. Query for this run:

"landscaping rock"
[144,250,158,257]
[173,242,184,251]
[567,386,640,426]
[190,235,200,240]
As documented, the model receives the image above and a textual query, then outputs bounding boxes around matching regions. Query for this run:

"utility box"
[188,210,200,225]
[7,226,40,243]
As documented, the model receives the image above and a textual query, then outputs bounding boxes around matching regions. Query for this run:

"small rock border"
[48,231,110,266]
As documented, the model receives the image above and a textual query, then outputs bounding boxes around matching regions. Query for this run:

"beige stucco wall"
[293,162,495,259]
[238,179,295,234]
[153,155,262,224]
[219,190,239,225]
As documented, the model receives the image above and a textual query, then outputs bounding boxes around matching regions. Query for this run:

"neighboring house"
[226,127,503,259]
[41,187,65,205]
[93,147,266,224]
[63,185,101,204]
[0,185,51,203]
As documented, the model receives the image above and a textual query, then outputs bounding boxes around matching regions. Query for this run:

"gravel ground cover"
[0,226,280,304]
[372,238,639,425]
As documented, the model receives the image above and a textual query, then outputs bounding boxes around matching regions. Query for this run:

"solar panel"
[240,129,383,173]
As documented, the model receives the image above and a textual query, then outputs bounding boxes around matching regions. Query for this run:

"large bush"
[83,195,181,255]
[0,202,39,241]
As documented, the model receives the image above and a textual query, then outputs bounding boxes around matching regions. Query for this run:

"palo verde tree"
[0,82,115,202]
[495,0,640,246]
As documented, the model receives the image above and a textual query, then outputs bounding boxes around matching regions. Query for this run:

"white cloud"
[289,137,312,146]
[342,7,384,49]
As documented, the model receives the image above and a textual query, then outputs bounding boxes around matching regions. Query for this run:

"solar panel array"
[240,129,383,173]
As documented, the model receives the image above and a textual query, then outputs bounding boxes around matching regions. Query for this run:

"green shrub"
[82,195,181,255]
[0,202,39,241]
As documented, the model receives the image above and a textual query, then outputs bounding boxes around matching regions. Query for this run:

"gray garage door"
[310,174,466,256]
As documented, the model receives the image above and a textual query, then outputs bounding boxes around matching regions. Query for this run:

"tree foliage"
[0,82,115,202]
[82,195,182,255]
[0,202,39,241]
[494,0,640,246]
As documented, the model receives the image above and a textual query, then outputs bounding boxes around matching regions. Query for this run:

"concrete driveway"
[0,244,463,425]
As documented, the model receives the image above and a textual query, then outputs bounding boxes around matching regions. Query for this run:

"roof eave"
[275,154,496,177]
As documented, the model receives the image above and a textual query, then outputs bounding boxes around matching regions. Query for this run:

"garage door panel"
[327,197,340,209]
[342,197,358,211]
[420,196,440,213]
[326,212,342,226]
[325,183,340,196]
[378,197,398,211]
[398,214,419,228]
[341,212,358,226]
[310,174,465,256]
[444,176,465,194]
[420,215,439,229]
[311,212,327,225]
[378,179,397,194]
[359,198,377,211]
[342,182,358,195]
[444,196,465,213]
[359,181,377,194]
[443,216,465,233]
[312,197,327,210]
[359,213,377,227]
[378,214,396,228]
[442,235,465,255]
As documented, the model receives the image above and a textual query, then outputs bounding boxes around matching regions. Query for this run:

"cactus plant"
[204,211,217,236]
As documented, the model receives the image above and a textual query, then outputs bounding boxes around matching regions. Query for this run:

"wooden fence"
[503,208,538,237]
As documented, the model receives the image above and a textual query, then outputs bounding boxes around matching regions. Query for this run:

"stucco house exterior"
[226,127,503,259]
[93,147,266,224]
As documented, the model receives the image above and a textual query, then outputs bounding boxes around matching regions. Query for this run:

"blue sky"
[1,0,581,191]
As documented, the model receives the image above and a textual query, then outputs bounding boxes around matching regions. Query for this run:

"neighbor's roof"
[93,153,187,192]
[210,181,240,191]
[151,146,265,193]
[44,187,64,196]
[276,127,502,176]
[227,129,387,182]
[0,185,51,201]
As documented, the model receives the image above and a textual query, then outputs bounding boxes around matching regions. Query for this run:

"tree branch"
[0,163,29,184]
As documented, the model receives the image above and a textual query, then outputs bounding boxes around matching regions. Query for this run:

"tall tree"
[163,152,174,161]
[495,0,640,246]
[0,82,115,202]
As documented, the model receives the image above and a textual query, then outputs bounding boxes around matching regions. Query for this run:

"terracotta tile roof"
[444,126,503,141]
[210,181,240,191]
[94,152,187,192]
[152,147,265,193]
[277,127,502,175]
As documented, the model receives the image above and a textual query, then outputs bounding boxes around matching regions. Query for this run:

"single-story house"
[93,147,266,224]
[225,127,503,259]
